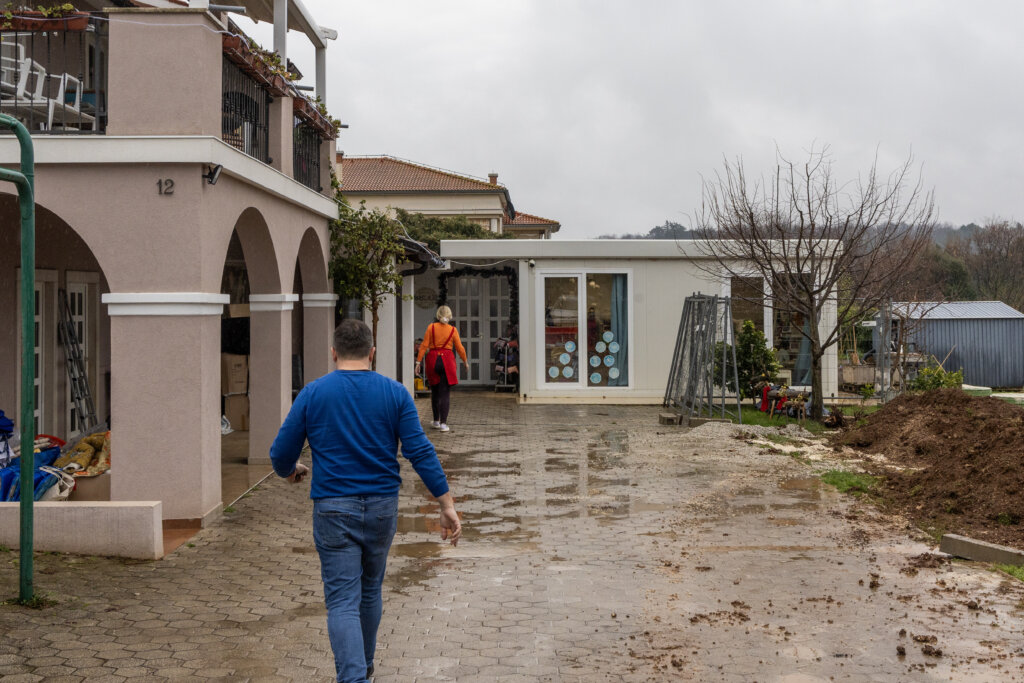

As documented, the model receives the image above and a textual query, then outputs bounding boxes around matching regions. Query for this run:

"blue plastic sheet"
[0,446,61,502]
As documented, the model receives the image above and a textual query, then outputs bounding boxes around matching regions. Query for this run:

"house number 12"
[157,179,175,195]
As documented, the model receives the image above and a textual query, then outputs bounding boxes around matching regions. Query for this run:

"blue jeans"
[313,495,399,683]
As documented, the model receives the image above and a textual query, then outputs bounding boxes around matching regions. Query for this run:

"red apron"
[425,324,459,386]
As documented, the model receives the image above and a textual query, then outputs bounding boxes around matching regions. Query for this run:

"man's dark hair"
[333,319,374,360]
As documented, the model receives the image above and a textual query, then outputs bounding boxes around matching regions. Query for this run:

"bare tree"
[693,146,935,419]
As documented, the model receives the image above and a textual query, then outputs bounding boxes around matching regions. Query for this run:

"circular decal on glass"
[590,355,601,367]
[595,341,607,353]
[559,352,571,365]
[602,331,614,343]
[548,366,559,379]
[590,372,602,384]
[608,367,620,380]
[564,340,576,353]
[562,366,574,378]
[603,355,615,367]
[608,341,620,354]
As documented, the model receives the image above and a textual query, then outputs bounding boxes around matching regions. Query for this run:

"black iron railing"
[222,57,270,163]
[292,118,321,191]
[0,16,107,134]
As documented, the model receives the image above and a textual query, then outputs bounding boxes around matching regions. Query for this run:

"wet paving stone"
[2,393,1024,680]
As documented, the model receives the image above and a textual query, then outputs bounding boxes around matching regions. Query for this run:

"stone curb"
[940,533,1024,566]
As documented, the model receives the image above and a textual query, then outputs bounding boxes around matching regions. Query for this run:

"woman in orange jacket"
[416,305,468,432]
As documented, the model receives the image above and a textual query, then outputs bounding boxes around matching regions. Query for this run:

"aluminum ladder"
[57,288,98,432]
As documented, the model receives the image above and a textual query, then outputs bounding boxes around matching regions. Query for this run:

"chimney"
[488,172,499,185]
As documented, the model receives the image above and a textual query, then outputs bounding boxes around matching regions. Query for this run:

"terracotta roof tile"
[506,211,560,227]
[338,155,508,194]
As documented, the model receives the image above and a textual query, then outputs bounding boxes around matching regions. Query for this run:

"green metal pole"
[0,113,36,602]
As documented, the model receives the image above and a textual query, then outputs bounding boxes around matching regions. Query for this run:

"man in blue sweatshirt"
[270,319,461,683]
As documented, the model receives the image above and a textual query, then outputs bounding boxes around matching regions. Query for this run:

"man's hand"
[437,492,461,546]
[287,463,310,484]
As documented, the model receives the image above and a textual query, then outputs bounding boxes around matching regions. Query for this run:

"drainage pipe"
[0,113,36,602]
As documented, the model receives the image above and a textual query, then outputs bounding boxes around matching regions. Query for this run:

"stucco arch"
[294,226,330,294]
[0,193,114,287]
[229,207,281,295]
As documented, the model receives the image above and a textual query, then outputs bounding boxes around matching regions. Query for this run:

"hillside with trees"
[608,217,1024,310]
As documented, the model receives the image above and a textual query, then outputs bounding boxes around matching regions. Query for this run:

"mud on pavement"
[1,395,1022,682]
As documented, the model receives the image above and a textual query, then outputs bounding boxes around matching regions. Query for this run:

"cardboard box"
[221,353,248,394]
[227,303,250,318]
[69,471,111,501]
[223,394,249,431]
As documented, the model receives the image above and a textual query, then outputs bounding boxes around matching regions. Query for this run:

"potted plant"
[2,3,90,31]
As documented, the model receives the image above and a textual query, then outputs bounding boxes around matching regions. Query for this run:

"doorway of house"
[448,274,511,385]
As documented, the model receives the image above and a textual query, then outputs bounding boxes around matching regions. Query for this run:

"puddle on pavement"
[631,501,673,513]
[545,456,578,471]
[779,477,823,491]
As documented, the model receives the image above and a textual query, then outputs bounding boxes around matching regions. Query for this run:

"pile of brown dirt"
[831,389,1024,547]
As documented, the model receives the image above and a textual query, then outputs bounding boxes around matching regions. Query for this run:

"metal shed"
[888,301,1024,389]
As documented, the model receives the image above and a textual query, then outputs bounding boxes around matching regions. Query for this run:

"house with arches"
[0,1,338,557]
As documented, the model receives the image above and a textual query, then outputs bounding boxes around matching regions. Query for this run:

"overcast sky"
[241,1,1024,239]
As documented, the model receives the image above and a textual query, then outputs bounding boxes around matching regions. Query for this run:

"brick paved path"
[2,392,1023,682]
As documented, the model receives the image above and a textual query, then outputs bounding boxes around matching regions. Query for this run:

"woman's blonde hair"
[436,305,453,323]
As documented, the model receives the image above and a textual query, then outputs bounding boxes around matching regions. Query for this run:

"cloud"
[255,1,1024,236]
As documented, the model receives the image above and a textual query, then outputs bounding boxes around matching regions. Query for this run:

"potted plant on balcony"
[2,3,90,31]
[293,96,338,140]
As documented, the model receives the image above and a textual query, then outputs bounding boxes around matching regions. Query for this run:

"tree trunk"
[370,305,379,371]
[810,350,825,420]
[808,315,825,420]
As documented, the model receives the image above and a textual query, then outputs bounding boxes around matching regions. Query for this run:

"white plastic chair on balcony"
[0,42,26,96]
[48,72,94,130]
[0,49,52,127]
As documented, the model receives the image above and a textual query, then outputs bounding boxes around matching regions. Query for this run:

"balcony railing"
[0,14,107,134]
[221,56,271,163]
[292,118,322,191]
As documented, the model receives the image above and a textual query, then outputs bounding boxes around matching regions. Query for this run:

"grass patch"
[737,405,825,435]
[761,433,802,446]
[995,564,1024,582]
[821,470,879,496]
[736,403,884,435]
[2,594,58,609]
[223,506,235,514]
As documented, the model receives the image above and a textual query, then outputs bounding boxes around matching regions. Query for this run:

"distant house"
[337,154,515,234]
[885,301,1024,388]
[504,211,561,239]
[336,154,560,387]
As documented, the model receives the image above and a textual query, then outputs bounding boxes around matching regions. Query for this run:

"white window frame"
[534,267,634,391]
[16,269,57,436]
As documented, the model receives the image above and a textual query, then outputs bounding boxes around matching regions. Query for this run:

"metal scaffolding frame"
[663,294,742,423]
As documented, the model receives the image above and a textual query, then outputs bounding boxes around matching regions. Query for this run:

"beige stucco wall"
[107,10,222,137]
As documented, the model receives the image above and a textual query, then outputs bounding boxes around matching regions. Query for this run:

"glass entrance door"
[543,275,581,385]
[541,272,631,389]
[450,276,483,384]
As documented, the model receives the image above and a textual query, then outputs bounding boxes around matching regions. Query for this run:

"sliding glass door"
[540,271,631,389]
